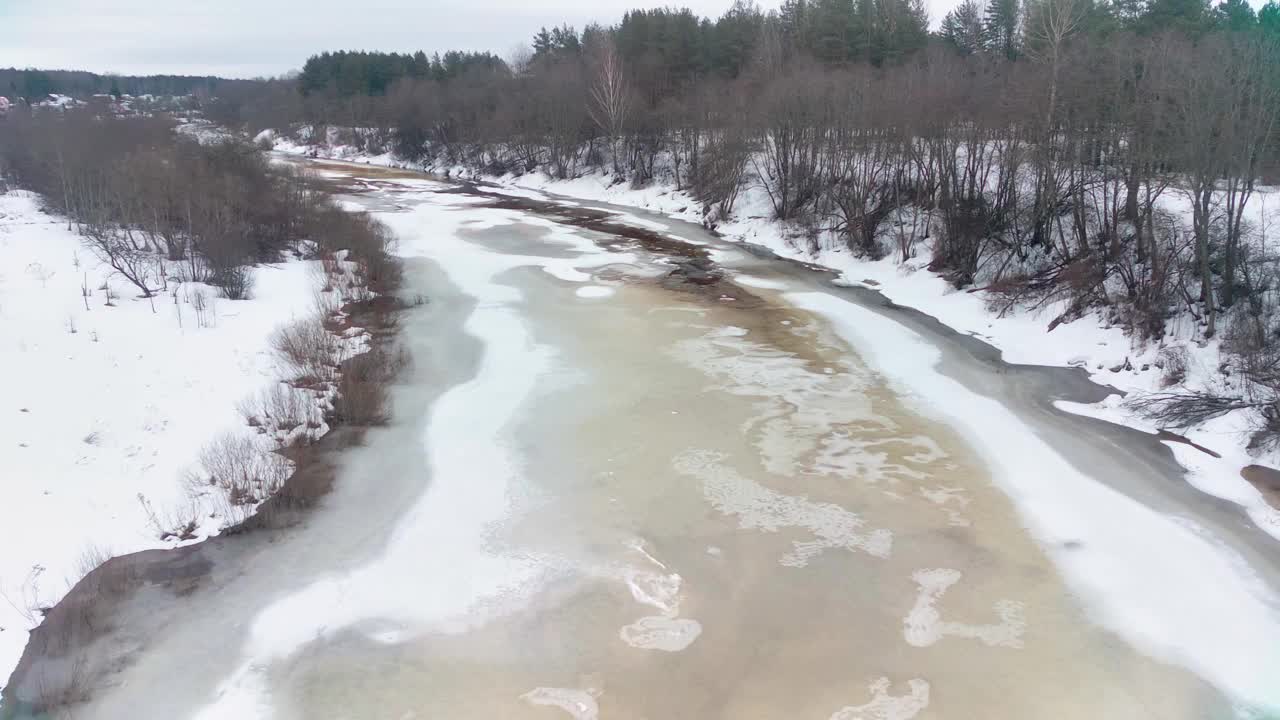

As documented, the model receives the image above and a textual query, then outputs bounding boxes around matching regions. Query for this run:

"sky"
[0,0,970,79]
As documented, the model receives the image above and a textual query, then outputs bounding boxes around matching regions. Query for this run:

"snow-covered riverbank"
[0,191,320,694]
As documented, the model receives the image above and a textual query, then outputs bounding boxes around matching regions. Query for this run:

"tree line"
[0,68,258,103]
[0,110,398,303]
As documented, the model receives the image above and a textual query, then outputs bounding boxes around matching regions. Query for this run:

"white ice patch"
[668,325,948,489]
[828,677,931,720]
[903,568,1025,649]
[576,285,615,299]
[544,265,593,283]
[521,687,601,720]
[732,273,788,290]
[464,218,516,230]
[918,486,971,527]
[673,450,892,565]
[619,616,703,652]
[614,539,703,652]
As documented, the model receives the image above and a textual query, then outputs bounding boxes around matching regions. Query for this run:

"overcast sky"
[0,0,977,79]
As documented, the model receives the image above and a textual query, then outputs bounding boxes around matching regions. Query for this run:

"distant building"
[39,94,78,110]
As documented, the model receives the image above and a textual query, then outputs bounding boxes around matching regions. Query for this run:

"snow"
[0,191,321,694]
[575,285,615,299]
[35,95,80,110]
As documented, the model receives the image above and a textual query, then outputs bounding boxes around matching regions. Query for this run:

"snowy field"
[0,190,320,692]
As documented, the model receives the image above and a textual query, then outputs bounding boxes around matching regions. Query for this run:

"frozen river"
[6,160,1279,719]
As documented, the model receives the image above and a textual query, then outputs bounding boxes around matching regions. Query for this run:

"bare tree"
[587,35,632,175]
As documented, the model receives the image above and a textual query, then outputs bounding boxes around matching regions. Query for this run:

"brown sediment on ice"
[1242,464,1280,510]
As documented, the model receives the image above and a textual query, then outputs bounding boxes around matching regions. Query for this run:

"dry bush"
[330,346,410,426]
[239,383,322,441]
[271,315,341,382]
[136,494,201,542]
[73,545,112,584]
[1157,345,1189,387]
[358,232,401,294]
[320,252,343,278]
[310,257,337,293]
[196,433,292,507]
[27,655,89,715]
[307,206,400,294]
[189,286,214,329]
[1124,390,1252,429]
[213,264,253,300]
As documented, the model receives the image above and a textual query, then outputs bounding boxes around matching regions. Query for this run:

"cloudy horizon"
[3,0,1274,80]
[3,0,946,79]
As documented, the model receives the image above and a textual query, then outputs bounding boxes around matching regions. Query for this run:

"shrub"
[330,346,409,426]
[271,315,340,382]
[1157,345,1189,388]
[239,383,321,441]
[213,264,253,300]
[197,433,291,507]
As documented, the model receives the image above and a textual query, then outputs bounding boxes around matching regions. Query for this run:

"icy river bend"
[6,159,1280,719]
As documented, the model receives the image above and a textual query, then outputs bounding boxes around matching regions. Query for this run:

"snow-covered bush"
[271,315,341,383]
[194,433,291,509]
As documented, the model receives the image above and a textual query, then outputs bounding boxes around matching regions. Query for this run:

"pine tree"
[872,0,930,65]
[1215,0,1257,31]
[1262,0,1280,37]
[780,0,813,53]
[983,0,1021,59]
[942,0,987,53]
[809,0,856,62]
[1139,0,1212,35]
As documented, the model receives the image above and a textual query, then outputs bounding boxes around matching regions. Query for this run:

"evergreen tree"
[779,0,813,53]
[1139,0,1212,35]
[21,71,54,102]
[872,0,930,64]
[850,0,876,63]
[410,51,430,78]
[942,0,987,53]
[1215,0,1257,31]
[1262,0,1280,37]
[712,0,765,76]
[983,0,1021,59]
[809,0,856,62]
